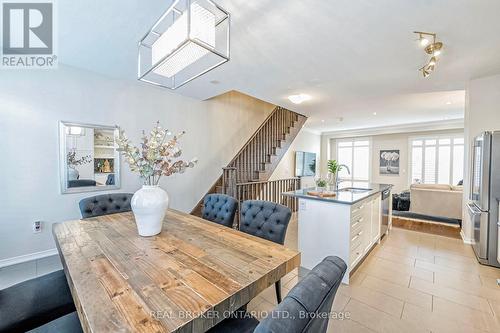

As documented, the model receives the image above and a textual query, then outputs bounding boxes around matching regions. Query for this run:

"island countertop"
[283,182,393,205]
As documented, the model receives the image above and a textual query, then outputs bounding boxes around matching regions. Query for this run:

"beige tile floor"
[248,216,500,333]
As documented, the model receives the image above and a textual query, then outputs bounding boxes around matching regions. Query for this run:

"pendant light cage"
[138,0,230,89]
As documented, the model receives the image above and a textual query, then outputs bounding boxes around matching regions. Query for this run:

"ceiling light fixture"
[414,31,444,78]
[419,63,434,78]
[288,94,312,104]
[446,101,452,105]
[373,112,377,116]
[416,33,430,47]
[138,0,230,89]
[66,126,85,136]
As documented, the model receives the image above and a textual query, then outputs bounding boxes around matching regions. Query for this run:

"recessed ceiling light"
[321,119,325,123]
[373,112,377,116]
[288,94,311,104]
[446,101,452,105]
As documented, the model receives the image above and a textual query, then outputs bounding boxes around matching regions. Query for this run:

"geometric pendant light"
[138,0,230,89]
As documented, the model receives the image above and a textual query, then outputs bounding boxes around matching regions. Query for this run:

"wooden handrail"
[236,177,300,187]
[235,177,301,213]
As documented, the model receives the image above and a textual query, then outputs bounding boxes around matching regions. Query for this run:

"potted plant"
[327,159,343,187]
[117,122,197,237]
[315,178,327,188]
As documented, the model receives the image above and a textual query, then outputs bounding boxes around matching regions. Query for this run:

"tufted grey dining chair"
[239,200,292,303]
[201,194,238,228]
[0,270,82,332]
[79,193,133,218]
[207,256,347,333]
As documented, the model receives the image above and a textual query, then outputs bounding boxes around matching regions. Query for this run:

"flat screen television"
[295,151,316,177]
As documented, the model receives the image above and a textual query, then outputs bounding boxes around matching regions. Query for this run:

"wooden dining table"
[52,209,300,333]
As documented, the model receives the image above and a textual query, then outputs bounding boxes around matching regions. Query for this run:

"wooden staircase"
[192,106,307,216]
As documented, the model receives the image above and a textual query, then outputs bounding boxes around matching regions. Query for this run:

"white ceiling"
[57,0,500,132]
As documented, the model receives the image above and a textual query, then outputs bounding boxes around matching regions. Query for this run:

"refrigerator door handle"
[467,202,481,215]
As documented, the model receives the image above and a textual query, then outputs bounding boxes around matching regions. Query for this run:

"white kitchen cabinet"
[293,185,391,284]
[350,195,381,268]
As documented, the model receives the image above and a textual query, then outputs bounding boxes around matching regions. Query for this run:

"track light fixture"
[414,31,444,78]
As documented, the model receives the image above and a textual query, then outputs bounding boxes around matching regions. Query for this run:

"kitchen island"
[283,182,392,284]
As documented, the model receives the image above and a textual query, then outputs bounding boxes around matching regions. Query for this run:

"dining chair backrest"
[79,193,133,218]
[0,270,76,332]
[240,200,292,245]
[202,194,238,228]
[254,256,347,333]
[68,179,96,188]
[105,174,115,185]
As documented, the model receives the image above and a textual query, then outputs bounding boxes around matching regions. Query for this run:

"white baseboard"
[460,229,474,244]
[0,248,58,269]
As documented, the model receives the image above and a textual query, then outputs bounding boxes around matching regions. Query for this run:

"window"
[336,139,371,181]
[410,135,464,185]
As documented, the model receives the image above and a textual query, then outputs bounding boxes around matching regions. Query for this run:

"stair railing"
[190,106,306,217]
[226,106,300,183]
[235,177,301,212]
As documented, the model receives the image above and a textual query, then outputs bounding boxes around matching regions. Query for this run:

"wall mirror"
[59,121,121,194]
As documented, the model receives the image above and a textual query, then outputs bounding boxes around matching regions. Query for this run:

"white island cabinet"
[286,183,391,284]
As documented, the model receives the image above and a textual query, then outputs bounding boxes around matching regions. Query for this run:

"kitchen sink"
[338,187,372,193]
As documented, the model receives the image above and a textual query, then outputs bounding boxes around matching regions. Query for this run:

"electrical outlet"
[33,221,42,233]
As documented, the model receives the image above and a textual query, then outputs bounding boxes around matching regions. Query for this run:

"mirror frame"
[59,121,121,194]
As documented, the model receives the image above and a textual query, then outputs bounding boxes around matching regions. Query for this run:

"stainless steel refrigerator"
[468,131,500,268]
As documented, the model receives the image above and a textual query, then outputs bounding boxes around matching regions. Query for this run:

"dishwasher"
[381,188,391,238]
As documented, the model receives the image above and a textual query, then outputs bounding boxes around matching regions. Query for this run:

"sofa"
[409,184,463,220]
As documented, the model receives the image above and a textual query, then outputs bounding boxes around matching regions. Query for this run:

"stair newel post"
[235,183,241,229]
[222,167,237,197]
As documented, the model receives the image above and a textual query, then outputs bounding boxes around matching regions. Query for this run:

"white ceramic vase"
[131,185,169,237]
[68,167,79,181]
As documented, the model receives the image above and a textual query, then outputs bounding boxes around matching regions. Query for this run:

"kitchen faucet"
[335,164,351,190]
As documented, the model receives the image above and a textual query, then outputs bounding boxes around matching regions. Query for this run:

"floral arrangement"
[67,151,92,168]
[381,151,400,163]
[117,122,197,186]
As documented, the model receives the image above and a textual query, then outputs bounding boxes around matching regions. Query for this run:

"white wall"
[270,129,321,188]
[370,133,410,193]
[321,129,464,193]
[0,66,275,262]
[462,73,500,241]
